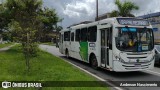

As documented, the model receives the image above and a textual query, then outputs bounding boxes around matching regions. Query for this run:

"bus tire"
[91,55,98,70]
[65,49,69,58]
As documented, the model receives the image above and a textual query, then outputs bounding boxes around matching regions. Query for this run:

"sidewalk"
[0,45,15,52]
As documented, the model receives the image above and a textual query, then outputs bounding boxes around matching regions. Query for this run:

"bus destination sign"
[117,18,149,26]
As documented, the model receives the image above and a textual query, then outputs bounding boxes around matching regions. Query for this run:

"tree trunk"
[0,34,3,44]
[26,33,30,72]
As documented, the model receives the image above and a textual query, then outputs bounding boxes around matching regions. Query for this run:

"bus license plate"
[135,64,141,67]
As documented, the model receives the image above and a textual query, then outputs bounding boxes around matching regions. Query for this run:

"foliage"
[5,0,43,71]
[110,0,139,17]
[55,25,63,32]
[39,8,59,32]
[0,4,11,31]
[8,21,38,57]
[0,0,62,42]
[0,0,61,72]
[38,8,62,42]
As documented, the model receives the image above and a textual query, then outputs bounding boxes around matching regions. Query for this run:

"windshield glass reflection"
[116,27,154,52]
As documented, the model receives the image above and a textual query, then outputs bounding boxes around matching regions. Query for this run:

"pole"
[96,0,98,21]
[26,33,30,72]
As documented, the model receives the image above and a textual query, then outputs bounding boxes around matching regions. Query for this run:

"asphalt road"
[39,45,160,90]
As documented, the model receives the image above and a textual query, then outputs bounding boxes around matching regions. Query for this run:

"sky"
[43,0,160,28]
[2,0,160,28]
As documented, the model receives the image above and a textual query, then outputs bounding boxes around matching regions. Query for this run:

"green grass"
[0,45,109,90]
[0,42,14,48]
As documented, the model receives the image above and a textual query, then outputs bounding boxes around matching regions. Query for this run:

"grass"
[0,42,14,49]
[0,45,109,90]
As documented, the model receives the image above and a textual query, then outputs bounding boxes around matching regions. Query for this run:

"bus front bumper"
[113,60,155,72]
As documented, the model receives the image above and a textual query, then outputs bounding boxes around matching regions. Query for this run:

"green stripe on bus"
[79,42,88,61]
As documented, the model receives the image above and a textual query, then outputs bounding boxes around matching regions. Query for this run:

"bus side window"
[109,27,112,50]
[68,31,71,41]
[64,32,67,41]
[81,28,88,42]
[88,26,97,42]
[71,32,74,41]
[64,31,70,41]
[76,29,80,41]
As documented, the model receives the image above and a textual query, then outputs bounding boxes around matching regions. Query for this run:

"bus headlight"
[115,56,125,63]
[115,56,120,60]
[119,58,125,63]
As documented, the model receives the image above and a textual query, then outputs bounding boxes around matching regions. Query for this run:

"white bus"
[59,17,155,72]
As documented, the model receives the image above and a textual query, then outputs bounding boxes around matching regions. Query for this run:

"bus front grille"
[127,57,147,59]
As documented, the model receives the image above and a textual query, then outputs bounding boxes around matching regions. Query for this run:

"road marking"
[145,70,160,76]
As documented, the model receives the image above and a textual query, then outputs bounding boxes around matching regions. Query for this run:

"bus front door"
[101,29,109,67]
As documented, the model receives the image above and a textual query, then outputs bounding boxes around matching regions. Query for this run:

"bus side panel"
[72,42,83,61]
[109,50,113,69]
[79,42,88,62]
[72,41,90,62]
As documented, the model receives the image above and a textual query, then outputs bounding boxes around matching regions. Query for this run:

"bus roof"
[68,17,116,30]
[61,17,151,31]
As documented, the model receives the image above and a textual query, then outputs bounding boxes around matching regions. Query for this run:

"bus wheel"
[91,55,98,70]
[65,49,69,58]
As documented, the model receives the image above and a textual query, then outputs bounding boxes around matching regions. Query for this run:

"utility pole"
[96,0,99,21]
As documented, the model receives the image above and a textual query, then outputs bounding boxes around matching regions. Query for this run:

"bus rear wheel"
[91,55,98,70]
[65,49,69,58]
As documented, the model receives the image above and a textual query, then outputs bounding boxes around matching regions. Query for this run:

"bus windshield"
[115,27,154,52]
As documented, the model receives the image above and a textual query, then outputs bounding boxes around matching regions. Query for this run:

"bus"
[59,17,155,72]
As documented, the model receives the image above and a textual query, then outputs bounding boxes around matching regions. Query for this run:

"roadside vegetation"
[110,0,139,17]
[0,0,63,72]
[0,45,109,90]
[0,42,14,49]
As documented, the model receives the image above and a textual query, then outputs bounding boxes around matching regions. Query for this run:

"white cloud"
[43,0,160,28]
[63,0,95,18]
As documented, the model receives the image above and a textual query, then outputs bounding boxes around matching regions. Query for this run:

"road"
[40,45,160,90]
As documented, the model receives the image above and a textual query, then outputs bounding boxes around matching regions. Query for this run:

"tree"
[2,0,61,72]
[0,3,12,43]
[110,0,139,17]
[38,8,61,42]
[5,0,43,72]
